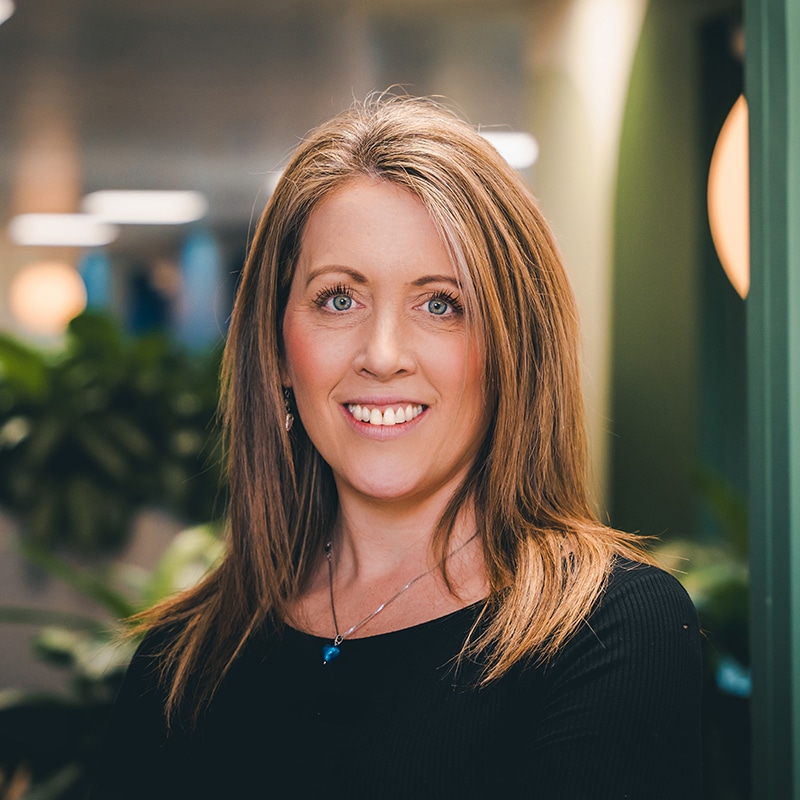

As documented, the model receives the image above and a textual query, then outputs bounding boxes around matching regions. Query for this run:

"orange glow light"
[9,261,87,336]
[708,95,749,299]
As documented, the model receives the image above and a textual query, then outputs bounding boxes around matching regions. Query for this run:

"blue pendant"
[322,644,340,664]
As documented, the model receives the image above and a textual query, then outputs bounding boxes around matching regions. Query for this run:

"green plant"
[0,313,226,552]
[0,523,224,800]
[656,468,750,800]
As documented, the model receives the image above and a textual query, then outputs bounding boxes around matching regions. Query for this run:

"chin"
[340,466,467,508]
[337,467,426,504]
[352,479,419,503]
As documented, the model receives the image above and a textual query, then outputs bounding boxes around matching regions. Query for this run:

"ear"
[279,358,291,389]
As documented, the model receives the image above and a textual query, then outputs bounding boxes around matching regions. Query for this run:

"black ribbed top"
[91,560,702,799]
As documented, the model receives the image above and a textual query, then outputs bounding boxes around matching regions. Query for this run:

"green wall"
[610,0,743,539]
[611,1,701,537]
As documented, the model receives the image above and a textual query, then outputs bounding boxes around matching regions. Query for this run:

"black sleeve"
[88,630,188,800]
[521,562,703,799]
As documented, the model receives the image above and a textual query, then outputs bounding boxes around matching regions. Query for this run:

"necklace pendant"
[322,643,341,664]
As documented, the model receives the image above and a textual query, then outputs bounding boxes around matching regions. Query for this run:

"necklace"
[321,532,479,664]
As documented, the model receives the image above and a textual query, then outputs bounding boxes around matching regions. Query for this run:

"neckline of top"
[284,597,488,643]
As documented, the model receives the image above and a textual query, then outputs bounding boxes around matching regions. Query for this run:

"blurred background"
[0,0,748,798]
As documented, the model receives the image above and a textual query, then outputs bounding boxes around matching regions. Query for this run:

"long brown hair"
[138,94,647,723]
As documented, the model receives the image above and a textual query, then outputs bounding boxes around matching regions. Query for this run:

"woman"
[92,96,702,799]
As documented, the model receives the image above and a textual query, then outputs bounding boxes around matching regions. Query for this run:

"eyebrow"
[410,274,461,288]
[304,266,367,287]
[305,266,460,290]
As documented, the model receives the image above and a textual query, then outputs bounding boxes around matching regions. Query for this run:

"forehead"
[293,177,457,284]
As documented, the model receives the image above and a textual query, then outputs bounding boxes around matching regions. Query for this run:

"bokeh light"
[9,261,88,336]
[708,94,749,299]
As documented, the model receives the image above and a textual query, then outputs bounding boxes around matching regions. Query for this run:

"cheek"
[282,315,347,397]
[427,336,487,420]
[282,319,315,388]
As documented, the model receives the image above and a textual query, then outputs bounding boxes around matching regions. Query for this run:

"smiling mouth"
[346,403,425,426]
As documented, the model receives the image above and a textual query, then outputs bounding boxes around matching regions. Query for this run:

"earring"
[284,387,294,432]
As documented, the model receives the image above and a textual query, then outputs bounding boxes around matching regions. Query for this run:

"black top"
[91,560,702,799]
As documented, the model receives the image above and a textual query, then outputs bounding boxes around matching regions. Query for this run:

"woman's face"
[281,177,488,509]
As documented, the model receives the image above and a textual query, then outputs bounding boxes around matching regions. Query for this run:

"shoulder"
[525,558,703,797]
[124,624,178,685]
[551,558,701,687]
[600,557,699,627]
[104,622,184,727]
[89,626,181,798]
[590,557,700,652]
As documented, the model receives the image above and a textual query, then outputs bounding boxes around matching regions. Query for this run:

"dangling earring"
[283,387,294,432]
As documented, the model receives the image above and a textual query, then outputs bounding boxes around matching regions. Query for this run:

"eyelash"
[311,285,463,314]
[313,284,352,308]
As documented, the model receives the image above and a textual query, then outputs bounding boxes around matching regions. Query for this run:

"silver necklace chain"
[321,532,479,664]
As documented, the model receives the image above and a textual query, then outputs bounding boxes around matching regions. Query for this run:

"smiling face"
[281,177,488,510]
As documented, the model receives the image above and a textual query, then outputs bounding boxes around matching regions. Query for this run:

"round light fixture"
[708,95,749,299]
[9,261,88,336]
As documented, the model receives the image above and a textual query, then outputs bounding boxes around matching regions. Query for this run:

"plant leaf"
[0,335,50,398]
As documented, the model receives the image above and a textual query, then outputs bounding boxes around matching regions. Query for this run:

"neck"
[288,480,488,641]
[331,485,478,584]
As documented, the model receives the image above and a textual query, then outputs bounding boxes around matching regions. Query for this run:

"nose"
[355,312,415,379]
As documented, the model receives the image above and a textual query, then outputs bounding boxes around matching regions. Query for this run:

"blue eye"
[329,294,353,311]
[314,284,357,312]
[423,290,461,316]
[427,298,450,315]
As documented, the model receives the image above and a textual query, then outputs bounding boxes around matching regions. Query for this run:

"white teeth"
[346,404,424,426]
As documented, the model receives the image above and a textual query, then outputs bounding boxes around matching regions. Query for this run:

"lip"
[339,401,428,439]
[344,397,426,408]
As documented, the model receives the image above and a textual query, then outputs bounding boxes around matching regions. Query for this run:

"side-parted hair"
[139,94,647,724]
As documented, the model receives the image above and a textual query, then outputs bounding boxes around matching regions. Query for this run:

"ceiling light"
[8,214,118,247]
[82,190,208,224]
[0,0,14,26]
[480,131,539,170]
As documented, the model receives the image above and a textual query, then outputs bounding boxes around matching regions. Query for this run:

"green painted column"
[746,0,800,796]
